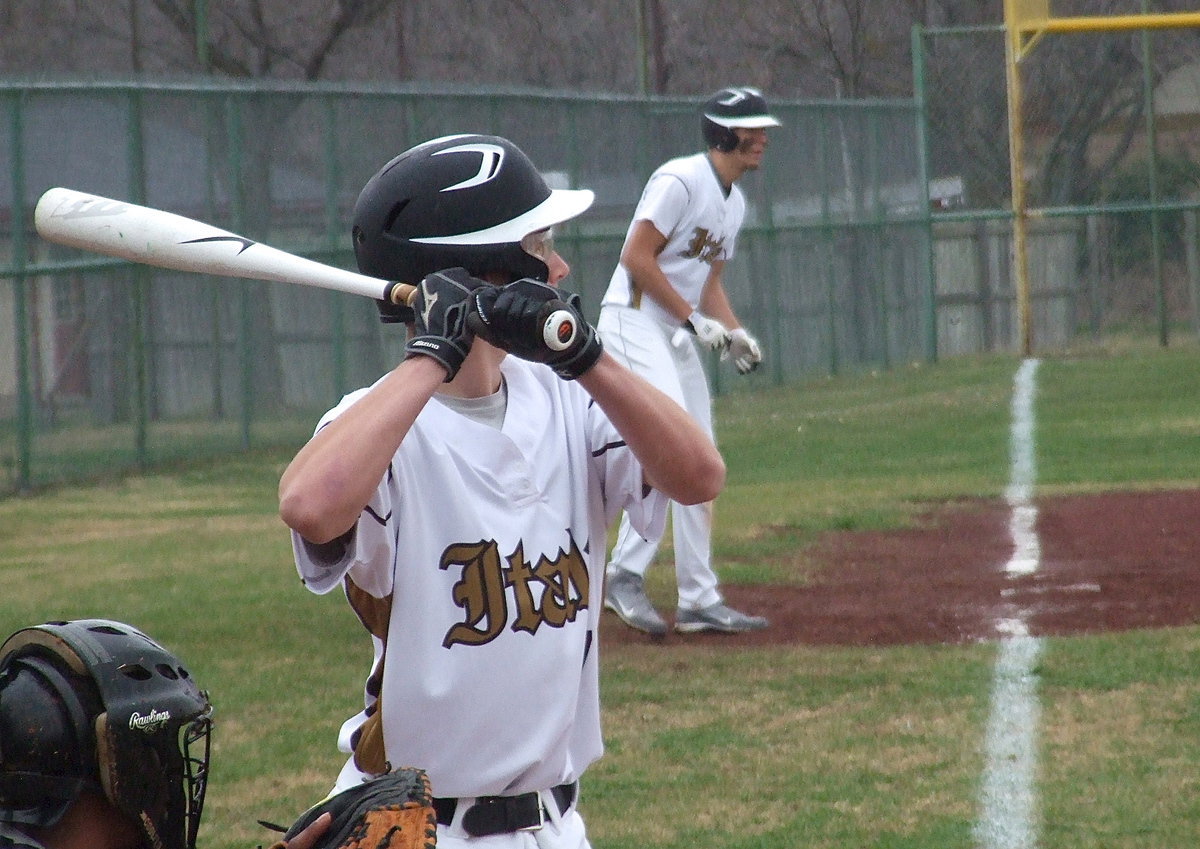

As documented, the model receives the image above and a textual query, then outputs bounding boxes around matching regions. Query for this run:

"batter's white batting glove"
[686,311,731,351]
[725,327,763,374]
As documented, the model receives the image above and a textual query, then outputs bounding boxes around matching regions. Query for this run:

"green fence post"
[10,91,32,491]
[563,98,586,303]
[758,142,784,387]
[194,0,211,71]
[912,24,939,364]
[12,274,31,491]
[225,94,252,450]
[128,88,150,468]
[869,109,891,370]
[203,89,225,420]
[1140,19,1167,347]
[324,93,347,398]
[817,106,839,376]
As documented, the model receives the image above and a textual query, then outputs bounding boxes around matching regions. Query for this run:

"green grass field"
[3,342,1200,848]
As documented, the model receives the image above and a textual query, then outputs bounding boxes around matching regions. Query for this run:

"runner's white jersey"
[601,151,746,326]
[293,357,666,799]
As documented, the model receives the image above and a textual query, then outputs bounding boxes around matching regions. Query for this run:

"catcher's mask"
[352,133,594,291]
[701,87,782,153]
[0,619,212,849]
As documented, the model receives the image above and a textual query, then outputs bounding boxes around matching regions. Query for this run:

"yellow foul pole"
[1004,0,1038,356]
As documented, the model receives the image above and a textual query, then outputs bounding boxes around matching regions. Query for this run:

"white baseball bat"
[34,187,580,351]
[33,187,416,306]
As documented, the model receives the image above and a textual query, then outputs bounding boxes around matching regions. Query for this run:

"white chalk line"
[974,358,1043,849]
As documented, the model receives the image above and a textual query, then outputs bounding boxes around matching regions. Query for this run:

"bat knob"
[541,307,577,352]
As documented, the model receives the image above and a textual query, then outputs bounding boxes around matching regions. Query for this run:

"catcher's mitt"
[268,768,436,849]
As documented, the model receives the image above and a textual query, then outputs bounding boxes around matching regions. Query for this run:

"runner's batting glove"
[725,327,763,374]
[404,267,486,381]
[470,279,603,380]
[686,310,731,351]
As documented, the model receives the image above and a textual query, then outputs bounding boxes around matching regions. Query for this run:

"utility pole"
[195,0,211,72]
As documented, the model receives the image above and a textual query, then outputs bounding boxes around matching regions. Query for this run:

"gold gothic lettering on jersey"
[440,537,590,648]
[679,227,725,264]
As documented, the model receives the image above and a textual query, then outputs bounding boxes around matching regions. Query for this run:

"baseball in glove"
[265,768,436,849]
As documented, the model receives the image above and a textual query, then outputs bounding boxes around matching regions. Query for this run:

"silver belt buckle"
[518,797,546,832]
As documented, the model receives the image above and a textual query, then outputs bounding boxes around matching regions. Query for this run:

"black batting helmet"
[352,134,594,288]
[701,87,782,152]
[0,619,212,849]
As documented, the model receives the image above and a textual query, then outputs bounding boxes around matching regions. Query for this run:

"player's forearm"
[699,267,740,329]
[279,356,445,543]
[623,253,693,323]
[578,353,725,504]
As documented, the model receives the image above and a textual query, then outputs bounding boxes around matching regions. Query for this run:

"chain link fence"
[1,81,935,492]
[4,64,1197,493]
[917,23,1200,351]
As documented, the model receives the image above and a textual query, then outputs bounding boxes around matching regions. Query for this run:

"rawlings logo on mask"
[129,707,171,733]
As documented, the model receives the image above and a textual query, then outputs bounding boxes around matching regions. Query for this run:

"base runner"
[598,87,779,636]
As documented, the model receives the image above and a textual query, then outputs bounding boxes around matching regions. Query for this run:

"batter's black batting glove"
[404,267,486,381]
[470,278,603,380]
[376,297,415,326]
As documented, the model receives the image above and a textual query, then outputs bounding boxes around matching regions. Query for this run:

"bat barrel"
[34,187,407,304]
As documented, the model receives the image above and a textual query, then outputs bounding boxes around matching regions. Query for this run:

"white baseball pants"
[597,305,722,611]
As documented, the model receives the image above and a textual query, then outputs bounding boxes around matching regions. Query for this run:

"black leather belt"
[433,782,577,837]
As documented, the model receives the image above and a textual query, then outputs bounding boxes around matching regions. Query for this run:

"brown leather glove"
[265,768,436,849]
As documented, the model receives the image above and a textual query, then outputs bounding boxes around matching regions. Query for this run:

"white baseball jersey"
[601,151,746,326]
[293,357,666,799]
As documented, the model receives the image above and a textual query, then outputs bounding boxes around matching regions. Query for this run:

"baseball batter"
[597,87,779,636]
[278,135,725,849]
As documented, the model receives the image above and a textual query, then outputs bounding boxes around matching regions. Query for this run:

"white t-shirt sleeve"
[587,398,668,540]
[291,390,397,599]
[291,478,396,598]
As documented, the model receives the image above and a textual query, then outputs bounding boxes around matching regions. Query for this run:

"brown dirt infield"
[602,489,1200,647]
